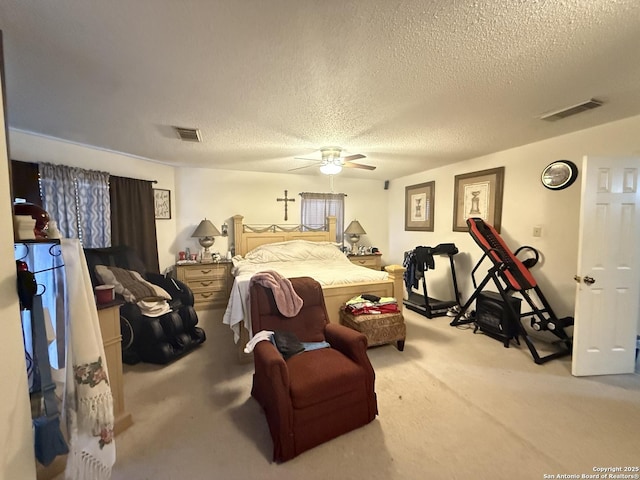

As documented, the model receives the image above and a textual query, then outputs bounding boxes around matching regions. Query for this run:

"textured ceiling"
[1,0,640,180]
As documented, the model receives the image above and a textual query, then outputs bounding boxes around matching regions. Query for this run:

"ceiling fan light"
[320,162,342,175]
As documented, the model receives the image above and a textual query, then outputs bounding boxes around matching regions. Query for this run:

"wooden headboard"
[232,214,337,256]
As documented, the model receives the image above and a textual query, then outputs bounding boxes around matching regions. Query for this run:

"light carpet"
[102,308,639,480]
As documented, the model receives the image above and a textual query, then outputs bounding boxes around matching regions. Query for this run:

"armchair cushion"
[287,348,366,409]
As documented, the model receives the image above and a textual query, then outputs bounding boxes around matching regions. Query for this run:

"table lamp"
[191,219,221,263]
[344,220,366,253]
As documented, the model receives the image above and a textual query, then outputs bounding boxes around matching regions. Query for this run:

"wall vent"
[173,126,202,142]
[540,99,603,121]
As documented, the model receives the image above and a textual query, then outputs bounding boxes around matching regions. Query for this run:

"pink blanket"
[249,270,303,317]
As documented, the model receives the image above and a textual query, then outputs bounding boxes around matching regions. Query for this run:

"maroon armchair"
[250,277,378,462]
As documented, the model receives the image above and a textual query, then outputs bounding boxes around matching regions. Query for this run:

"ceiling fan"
[290,146,376,174]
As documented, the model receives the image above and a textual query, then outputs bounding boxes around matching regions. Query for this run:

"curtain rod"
[33,161,159,184]
[111,174,157,184]
[298,192,347,196]
[129,178,157,183]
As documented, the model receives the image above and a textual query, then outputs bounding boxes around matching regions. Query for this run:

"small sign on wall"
[153,189,171,219]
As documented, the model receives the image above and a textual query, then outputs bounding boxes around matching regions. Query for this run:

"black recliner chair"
[84,245,206,365]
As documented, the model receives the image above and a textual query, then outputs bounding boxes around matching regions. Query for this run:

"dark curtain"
[11,160,41,205]
[109,176,160,274]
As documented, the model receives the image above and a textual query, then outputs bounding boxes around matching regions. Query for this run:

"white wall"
[9,130,178,270]
[9,131,391,272]
[173,168,389,267]
[1,90,37,478]
[388,114,640,320]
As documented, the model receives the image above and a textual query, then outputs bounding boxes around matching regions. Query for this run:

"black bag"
[30,295,69,466]
[273,331,305,360]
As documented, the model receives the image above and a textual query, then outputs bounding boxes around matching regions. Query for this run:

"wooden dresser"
[173,261,232,310]
[348,254,382,271]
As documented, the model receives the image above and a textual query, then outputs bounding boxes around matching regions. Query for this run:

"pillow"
[243,240,346,264]
[95,265,171,303]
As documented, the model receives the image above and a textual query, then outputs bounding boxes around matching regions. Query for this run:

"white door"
[572,156,640,376]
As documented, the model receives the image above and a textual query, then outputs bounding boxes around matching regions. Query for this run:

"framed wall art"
[405,181,435,231]
[153,188,171,220]
[452,167,504,233]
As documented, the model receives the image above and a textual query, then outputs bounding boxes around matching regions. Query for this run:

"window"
[300,192,345,244]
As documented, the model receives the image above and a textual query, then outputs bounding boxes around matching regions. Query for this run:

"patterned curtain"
[300,192,345,244]
[39,163,111,248]
[76,168,111,247]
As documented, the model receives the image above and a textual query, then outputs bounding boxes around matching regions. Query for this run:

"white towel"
[137,299,172,317]
[61,239,115,480]
[244,330,274,353]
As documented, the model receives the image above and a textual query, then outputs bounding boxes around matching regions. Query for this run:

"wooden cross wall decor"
[277,190,295,221]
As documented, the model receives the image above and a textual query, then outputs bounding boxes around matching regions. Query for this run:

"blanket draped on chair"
[61,239,116,480]
[249,270,303,317]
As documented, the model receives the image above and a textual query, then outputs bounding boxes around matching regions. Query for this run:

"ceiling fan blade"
[288,163,317,171]
[343,161,376,170]
[294,156,321,161]
[342,154,366,162]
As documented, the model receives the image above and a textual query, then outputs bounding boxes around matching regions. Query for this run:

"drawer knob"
[201,281,213,286]
[200,269,212,274]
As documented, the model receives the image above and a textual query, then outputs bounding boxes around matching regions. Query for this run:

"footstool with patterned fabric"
[339,307,406,351]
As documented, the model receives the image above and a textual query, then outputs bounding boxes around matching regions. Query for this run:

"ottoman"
[339,308,406,351]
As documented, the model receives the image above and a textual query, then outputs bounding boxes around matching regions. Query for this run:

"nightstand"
[348,254,382,271]
[173,261,232,310]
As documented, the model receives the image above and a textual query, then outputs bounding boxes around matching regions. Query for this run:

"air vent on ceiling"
[540,99,603,121]
[173,126,202,142]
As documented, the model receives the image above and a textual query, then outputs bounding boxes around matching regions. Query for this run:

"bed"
[223,215,405,361]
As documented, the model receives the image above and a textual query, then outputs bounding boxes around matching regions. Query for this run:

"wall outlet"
[533,226,542,237]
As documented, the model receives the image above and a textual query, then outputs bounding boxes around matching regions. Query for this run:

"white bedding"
[222,240,387,342]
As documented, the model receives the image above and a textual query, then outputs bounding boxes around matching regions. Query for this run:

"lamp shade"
[344,220,366,235]
[191,219,221,238]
